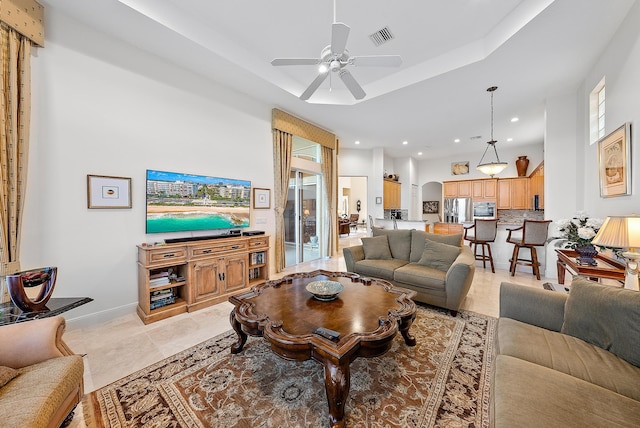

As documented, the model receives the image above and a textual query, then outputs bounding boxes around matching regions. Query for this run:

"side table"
[0,297,93,326]
[555,249,625,285]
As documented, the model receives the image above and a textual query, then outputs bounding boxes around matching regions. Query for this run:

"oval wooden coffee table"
[229,270,417,428]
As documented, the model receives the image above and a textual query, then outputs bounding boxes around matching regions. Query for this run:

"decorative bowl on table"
[306,280,344,301]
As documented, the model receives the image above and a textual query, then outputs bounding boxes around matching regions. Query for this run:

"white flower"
[586,218,603,229]
[578,227,596,240]
[576,211,589,221]
[571,218,581,227]
[555,219,570,229]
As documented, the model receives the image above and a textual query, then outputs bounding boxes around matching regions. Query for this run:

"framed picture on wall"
[423,201,439,214]
[451,161,469,175]
[87,175,132,209]
[598,123,631,198]
[253,188,271,209]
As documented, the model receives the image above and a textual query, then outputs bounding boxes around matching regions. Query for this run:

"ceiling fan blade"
[331,22,350,55]
[349,55,403,67]
[339,69,366,100]
[300,72,329,100]
[271,58,321,66]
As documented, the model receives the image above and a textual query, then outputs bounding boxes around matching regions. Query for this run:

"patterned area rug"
[83,306,496,427]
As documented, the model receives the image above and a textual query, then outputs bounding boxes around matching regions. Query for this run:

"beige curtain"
[272,129,293,272]
[321,145,336,257]
[0,24,32,302]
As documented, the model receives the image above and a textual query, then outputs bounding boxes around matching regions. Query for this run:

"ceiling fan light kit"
[477,86,508,177]
[270,1,401,101]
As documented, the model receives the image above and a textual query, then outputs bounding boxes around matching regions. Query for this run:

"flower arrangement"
[555,212,604,249]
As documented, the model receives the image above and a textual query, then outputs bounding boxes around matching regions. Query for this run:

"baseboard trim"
[65,302,137,331]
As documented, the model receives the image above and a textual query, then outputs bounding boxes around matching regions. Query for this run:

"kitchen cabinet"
[529,162,544,209]
[383,179,401,209]
[497,178,530,209]
[444,181,458,197]
[472,179,497,200]
[510,178,529,209]
[443,180,471,197]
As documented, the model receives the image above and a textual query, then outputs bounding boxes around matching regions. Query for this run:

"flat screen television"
[146,169,251,234]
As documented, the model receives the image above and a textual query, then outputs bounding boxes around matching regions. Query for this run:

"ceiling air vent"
[369,26,395,47]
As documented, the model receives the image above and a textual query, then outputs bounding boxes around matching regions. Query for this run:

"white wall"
[23,10,275,323]
[417,142,544,189]
[580,0,640,219]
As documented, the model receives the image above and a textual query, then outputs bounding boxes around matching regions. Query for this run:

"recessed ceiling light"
[402,141,408,145]
[511,117,519,122]
[507,138,513,142]
[454,139,460,143]
[418,152,423,155]
[355,140,360,145]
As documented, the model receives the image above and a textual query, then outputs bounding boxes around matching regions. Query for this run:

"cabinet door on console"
[191,259,221,299]
[223,255,248,293]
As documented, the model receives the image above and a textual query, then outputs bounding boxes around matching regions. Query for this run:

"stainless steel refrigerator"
[443,197,472,223]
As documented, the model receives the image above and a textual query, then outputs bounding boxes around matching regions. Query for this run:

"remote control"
[313,327,340,340]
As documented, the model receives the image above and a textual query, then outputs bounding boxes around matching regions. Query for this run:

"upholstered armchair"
[0,316,84,428]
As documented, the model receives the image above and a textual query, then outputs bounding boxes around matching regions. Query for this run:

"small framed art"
[451,161,469,175]
[253,188,271,209]
[598,123,631,198]
[423,201,439,214]
[87,175,132,209]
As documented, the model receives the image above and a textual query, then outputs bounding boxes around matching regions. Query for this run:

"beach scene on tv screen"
[146,170,251,233]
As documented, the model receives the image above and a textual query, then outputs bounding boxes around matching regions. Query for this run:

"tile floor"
[64,229,552,427]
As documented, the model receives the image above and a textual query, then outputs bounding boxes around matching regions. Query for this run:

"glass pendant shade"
[477,86,507,177]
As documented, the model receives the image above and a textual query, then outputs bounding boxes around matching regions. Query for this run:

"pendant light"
[477,86,508,177]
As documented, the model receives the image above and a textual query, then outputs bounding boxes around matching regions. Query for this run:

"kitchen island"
[374,218,431,231]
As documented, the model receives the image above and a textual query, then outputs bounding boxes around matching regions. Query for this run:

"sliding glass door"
[284,170,322,266]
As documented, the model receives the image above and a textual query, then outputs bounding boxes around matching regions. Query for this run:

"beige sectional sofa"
[493,278,640,427]
[343,228,475,314]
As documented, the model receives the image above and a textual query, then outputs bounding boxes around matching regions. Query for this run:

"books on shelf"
[250,251,265,265]
[249,267,262,280]
[149,288,177,309]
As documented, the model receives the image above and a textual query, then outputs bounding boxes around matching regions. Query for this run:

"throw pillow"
[561,276,640,367]
[417,239,461,271]
[361,235,392,260]
[0,366,18,388]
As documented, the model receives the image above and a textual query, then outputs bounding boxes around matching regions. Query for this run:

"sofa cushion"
[353,259,408,281]
[561,276,640,367]
[492,355,640,428]
[394,263,446,290]
[361,235,392,260]
[497,317,640,401]
[372,228,412,260]
[0,366,18,388]
[0,355,83,428]
[409,230,462,263]
[417,239,461,271]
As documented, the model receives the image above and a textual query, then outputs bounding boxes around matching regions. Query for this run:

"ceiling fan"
[271,1,402,101]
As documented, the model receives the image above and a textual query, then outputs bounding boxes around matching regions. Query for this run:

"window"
[589,77,605,144]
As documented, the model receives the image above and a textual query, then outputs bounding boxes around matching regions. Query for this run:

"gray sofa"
[343,228,475,313]
[492,278,640,427]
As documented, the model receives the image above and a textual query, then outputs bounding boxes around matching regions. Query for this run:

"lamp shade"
[591,215,640,250]
[477,162,508,176]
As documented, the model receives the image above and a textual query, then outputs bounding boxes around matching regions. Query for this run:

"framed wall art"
[422,201,439,214]
[253,188,271,209]
[87,175,132,209]
[451,161,469,175]
[598,123,631,198]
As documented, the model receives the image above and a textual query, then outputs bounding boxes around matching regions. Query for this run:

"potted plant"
[555,213,603,265]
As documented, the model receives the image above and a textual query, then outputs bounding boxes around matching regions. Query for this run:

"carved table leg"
[323,357,350,428]
[399,313,417,346]
[229,308,247,354]
[557,260,566,285]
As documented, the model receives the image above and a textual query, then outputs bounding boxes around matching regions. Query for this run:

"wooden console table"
[555,249,625,285]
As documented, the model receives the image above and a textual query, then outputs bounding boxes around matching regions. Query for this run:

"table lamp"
[591,215,640,291]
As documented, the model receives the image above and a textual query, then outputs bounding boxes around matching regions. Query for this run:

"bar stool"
[464,219,498,273]
[506,219,552,280]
